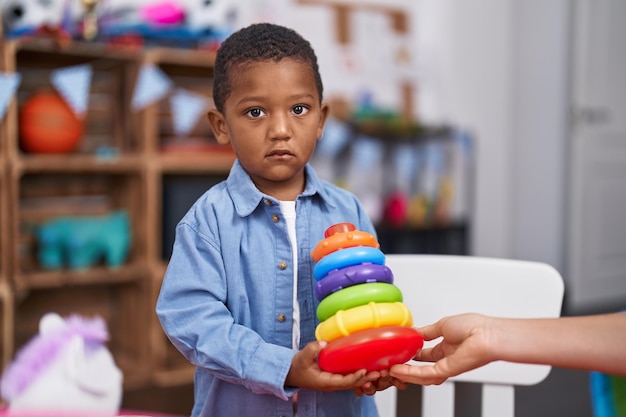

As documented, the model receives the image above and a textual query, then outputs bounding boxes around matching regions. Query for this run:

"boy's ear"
[316,102,330,140]
[207,109,231,145]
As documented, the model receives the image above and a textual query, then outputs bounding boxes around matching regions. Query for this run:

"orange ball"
[19,91,84,153]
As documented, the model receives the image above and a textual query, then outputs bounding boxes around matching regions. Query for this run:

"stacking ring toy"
[313,246,385,281]
[318,326,424,374]
[311,230,379,262]
[315,301,413,343]
[316,283,402,322]
[315,263,394,301]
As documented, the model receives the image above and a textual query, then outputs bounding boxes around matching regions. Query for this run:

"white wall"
[510,1,569,271]
[410,0,570,271]
[410,0,518,259]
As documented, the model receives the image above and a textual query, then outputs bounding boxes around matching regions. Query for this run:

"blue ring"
[313,246,385,281]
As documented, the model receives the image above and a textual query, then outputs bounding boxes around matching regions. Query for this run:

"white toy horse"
[1,313,123,416]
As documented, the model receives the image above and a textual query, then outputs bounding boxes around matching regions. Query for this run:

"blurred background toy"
[1,0,67,37]
[80,0,101,40]
[1,0,238,48]
[36,210,132,270]
[0,312,123,415]
[98,0,238,48]
[19,90,84,154]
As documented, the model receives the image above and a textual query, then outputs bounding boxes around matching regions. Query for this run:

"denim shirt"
[156,160,380,417]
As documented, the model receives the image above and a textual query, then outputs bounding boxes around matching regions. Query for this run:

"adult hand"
[390,314,493,385]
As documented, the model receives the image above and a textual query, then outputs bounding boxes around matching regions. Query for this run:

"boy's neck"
[252,173,306,202]
[264,189,299,202]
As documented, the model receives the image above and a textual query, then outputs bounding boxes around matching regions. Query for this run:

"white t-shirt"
[279,200,300,350]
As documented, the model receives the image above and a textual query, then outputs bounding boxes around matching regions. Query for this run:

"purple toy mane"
[0,315,109,401]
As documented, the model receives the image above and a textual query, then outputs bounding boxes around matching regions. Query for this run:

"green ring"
[316,282,403,322]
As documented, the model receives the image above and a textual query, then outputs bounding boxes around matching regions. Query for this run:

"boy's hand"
[354,369,408,396]
[286,341,377,391]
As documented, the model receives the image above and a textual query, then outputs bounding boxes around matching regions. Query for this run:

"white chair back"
[375,254,565,417]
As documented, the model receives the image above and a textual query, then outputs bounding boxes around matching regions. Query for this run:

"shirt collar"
[226,160,336,217]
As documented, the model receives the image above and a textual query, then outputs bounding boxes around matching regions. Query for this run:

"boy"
[156,23,390,417]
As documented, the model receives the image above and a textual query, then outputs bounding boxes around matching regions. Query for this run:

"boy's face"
[208,58,329,200]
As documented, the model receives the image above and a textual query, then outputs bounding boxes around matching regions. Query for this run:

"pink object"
[383,191,408,228]
[140,1,185,25]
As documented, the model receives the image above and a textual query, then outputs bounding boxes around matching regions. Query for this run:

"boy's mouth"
[267,149,294,157]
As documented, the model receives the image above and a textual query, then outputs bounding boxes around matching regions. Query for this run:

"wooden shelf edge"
[8,38,139,61]
[159,151,235,174]
[152,364,195,387]
[13,263,149,291]
[144,47,217,67]
[118,359,153,390]
[12,154,145,174]
[7,38,217,68]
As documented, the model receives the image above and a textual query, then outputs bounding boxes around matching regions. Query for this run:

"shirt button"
[264,199,272,206]
[272,214,280,223]
[277,314,286,322]
[278,261,287,270]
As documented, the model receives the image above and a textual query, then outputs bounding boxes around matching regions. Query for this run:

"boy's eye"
[246,108,265,118]
[292,105,309,115]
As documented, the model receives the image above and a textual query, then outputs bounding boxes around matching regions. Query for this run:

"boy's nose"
[269,113,292,139]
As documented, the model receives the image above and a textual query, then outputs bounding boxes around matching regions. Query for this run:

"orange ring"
[311,230,380,262]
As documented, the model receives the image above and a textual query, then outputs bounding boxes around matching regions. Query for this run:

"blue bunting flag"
[132,64,173,110]
[51,64,93,117]
[0,72,21,121]
[169,88,209,137]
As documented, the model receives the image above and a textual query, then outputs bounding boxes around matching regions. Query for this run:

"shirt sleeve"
[156,221,297,400]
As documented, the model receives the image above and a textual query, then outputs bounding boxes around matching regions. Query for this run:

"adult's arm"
[390,312,626,385]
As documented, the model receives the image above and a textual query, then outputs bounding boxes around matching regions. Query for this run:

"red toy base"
[317,326,424,375]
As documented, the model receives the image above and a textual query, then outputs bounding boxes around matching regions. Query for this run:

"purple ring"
[315,263,394,301]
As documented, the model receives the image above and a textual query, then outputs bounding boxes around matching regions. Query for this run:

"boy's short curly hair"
[212,23,324,112]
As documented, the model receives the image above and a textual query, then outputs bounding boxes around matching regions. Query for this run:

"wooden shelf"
[153,363,195,388]
[12,263,148,291]
[144,47,216,68]
[8,38,215,66]
[0,281,14,371]
[12,154,145,174]
[0,37,231,392]
[158,151,235,174]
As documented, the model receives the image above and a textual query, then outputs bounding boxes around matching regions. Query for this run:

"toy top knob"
[324,222,356,238]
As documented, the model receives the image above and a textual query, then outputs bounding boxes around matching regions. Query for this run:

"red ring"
[324,222,356,238]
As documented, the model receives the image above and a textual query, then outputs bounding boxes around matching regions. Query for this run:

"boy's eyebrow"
[235,93,317,107]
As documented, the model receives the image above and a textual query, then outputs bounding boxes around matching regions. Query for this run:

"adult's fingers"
[415,322,444,342]
[389,363,448,386]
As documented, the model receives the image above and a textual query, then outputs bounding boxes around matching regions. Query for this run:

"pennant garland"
[169,88,209,137]
[51,64,93,117]
[132,64,173,110]
[2,63,203,138]
[0,72,21,121]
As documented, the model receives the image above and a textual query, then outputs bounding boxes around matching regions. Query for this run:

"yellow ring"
[315,302,413,343]
[310,230,379,262]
